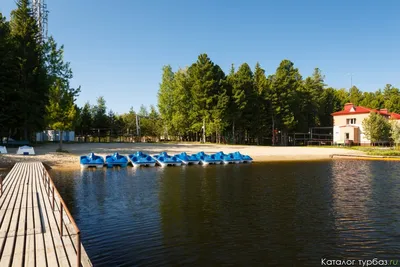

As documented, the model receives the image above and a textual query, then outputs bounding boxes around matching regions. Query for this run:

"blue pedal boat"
[152,152,182,167]
[105,152,128,168]
[215,151,241,164]
[233,151,253,163]
[174,152,200,165]
[196,152,222,165]
[128,151,156,167]
[80,153,105,169]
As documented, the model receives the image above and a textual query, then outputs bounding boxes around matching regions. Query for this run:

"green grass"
[347,146,400,156]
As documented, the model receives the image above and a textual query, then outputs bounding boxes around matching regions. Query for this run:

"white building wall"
[333,126,340,143]
[334,124,369,144]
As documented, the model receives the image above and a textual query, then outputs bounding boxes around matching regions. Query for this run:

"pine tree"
[188,54,224,142]
[45,37,80,151]
[10,0,49,140]
[78,102,93,137]
[270,60,302,144]
[0,13,19,138]
[253,62,271,144]
[157,65,175,136]
[171,68,192,138]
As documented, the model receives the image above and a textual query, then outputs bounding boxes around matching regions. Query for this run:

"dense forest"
[2,2,400,147]
[0,0,79,150]
[76,54,400,146]
[156,54,400,145]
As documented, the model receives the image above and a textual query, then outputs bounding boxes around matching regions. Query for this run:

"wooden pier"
[0,162,92,267]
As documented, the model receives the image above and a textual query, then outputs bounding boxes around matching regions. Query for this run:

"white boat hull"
[180,160,200,165]
[131,162,156,167]
[223,160,240,164]
[157,161,182,167]
[200,160,220,165]
[80,164,103,169]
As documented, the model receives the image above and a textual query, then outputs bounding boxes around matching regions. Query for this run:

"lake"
[46,160,400,266]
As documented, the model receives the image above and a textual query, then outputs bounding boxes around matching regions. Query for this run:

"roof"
[390,112,400,120]
[331,104,391,116]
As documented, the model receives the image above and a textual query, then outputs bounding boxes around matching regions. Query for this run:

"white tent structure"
[16,146,35,155]
[0,146,7,154]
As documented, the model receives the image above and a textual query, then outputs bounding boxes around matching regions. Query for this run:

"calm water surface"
[47,160,400,266]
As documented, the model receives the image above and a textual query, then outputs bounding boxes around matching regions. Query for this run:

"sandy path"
[0,142,365,169]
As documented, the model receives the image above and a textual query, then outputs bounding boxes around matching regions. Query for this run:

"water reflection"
[47,160,400,266]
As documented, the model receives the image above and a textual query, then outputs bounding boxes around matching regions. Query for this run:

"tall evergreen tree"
[171,68,192,138]
[297,68,325,131]
[188,54,224,142]
[253,62,271,144]
[45,36,80,151]
[349,86,363,105]
[10,0,49,140]
[0,13,19,138]
[230,63,254,143]
[78,102,92,136]
[270,60,302,144]
[158,65,175,136]
[92,96,108,129]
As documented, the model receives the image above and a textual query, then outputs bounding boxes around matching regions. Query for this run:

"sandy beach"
[0,142,367,170]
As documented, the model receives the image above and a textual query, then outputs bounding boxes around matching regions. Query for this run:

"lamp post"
[278,130,281,146]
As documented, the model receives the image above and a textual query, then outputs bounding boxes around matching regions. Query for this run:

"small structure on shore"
[0,146,7,154]
[16,145,35,155]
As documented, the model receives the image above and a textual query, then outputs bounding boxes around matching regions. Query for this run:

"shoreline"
[0,142,371,171]
[330,154,400,161]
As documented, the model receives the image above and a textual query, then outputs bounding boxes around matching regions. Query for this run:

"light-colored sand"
[0,142,366,169]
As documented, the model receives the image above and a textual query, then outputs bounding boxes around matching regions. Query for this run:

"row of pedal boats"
[80,151,253,169]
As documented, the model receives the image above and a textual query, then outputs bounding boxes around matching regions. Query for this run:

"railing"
[42,166,82,267]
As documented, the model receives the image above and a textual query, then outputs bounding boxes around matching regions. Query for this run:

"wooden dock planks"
[0,162,92,267]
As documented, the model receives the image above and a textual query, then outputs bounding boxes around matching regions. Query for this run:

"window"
[346,118,356,124]
[345,133,350,140]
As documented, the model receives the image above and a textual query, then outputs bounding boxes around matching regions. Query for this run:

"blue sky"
[1,0,399,114]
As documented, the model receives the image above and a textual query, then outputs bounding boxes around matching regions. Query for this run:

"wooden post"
[77,231,81,267]
[60,202,63,236]
[52,187,55,211]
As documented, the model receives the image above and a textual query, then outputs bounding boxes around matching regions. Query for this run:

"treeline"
[75,97,162,141]
[0,0,79,150]
[157,54,400,145]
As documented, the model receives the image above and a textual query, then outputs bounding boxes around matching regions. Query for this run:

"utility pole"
[135,114,140,141]
[202,118,206,143]
[347,73,354,88]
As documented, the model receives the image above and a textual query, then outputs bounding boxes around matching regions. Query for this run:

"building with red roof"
[331,103,400,145]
